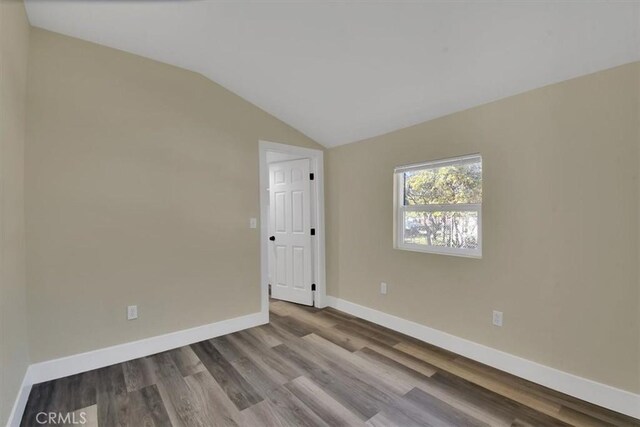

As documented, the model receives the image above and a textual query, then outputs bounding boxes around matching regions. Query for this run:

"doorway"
[259,141,326,318]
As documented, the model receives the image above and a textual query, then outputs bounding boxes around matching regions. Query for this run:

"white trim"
[325,296,640,420]
[6,311,266,426]
[259,141,326,309]
[402,203,481,212]
[394,153,481,174]
[396,241,483,259]
[6,369,33,427]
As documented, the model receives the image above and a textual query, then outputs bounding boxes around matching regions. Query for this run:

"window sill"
[395,243,482,259]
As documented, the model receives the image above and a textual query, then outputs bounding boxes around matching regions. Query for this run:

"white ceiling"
[25,1,640,147]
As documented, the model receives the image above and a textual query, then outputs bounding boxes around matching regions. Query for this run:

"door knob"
[269,236,276,241]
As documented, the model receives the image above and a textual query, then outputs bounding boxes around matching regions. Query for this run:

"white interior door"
[269,158,313,306]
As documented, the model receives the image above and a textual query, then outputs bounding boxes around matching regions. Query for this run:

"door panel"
[275,245,287,287]
[269,158,313,306]
[275,192,286,232]
[292,191,304,233]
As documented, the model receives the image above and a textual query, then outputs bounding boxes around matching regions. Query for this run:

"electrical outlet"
[127,305,138,320]
[249,218,257,229]
[380,282,388,295]
[492,310,503,327]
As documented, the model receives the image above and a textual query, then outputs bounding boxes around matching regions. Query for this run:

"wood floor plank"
[269,312,317,337]
[366,393,444,427]
[272,342,397,420]
[126,385,173,427]
[454,356,637,427]
[20,381,54,427]
[184,371,241,427]
[333,321,403,350]
[301,333,406,401]
[358,342,439,378]
[558,403,640,427]
[312,324,368,352]
[147,352,213,427]
[270,300,337,329]
[70,404,99,427]
[230,355,287,397]
[270,299,320,314]
[366,407,430,427]
[368,386,488,427]
[21,369,98,426]
[122,357,156,393]
[96,364,128,426]
[313,309,356,326]
[394,340,569,421]
[354,346,437,391]
[240,399,293,427]
[429,371,572,427]
[556,406,618,427]
[323,306,357,320]
[380,368,514,426]
[169,346,206,377]
[393,340,456,369]
[268,300,295,313]
[210,335,246,363]
[244,325,283,348]
[263,384,330,427]
[349,317,458,360]
[410,378,514,426]
[256,322,301,345]
[303,333,413,396]
[191,339,263,411]
[357,346,437,379]
[284,376,365,427]
[229,330,302,381]
[335,320,401,347]
[66,370,98,412]
[404,386,491,427]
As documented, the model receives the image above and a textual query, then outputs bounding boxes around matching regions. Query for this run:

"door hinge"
[310,228,316,236]
[311,284,316,291]
[310,173,315,181]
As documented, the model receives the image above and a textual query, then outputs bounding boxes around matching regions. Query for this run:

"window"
[394,154,482,257]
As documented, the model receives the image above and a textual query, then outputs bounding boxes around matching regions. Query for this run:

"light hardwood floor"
[21,300,640,426]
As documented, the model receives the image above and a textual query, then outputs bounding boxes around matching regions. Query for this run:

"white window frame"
[393,154,482,258]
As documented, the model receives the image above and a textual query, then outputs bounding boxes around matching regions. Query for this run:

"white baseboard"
[6,311,267,427]
[325,296,640,420]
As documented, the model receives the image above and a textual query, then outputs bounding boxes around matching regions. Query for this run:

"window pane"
[403,210,479,250]
[404,160,482,205]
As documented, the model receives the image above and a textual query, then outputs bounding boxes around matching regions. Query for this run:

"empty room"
[1,0,639,426]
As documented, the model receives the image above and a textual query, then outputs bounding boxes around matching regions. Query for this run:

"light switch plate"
[249,218,257,229]
[492,310,503,327]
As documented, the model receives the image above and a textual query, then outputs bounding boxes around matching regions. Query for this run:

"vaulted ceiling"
[25,1,640,147]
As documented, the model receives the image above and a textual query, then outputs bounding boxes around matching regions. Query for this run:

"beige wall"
[0,0,30,423]
[326,63,640,393]
[25,29,322,363]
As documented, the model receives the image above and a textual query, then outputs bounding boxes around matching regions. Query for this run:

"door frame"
[259,140,326,320]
